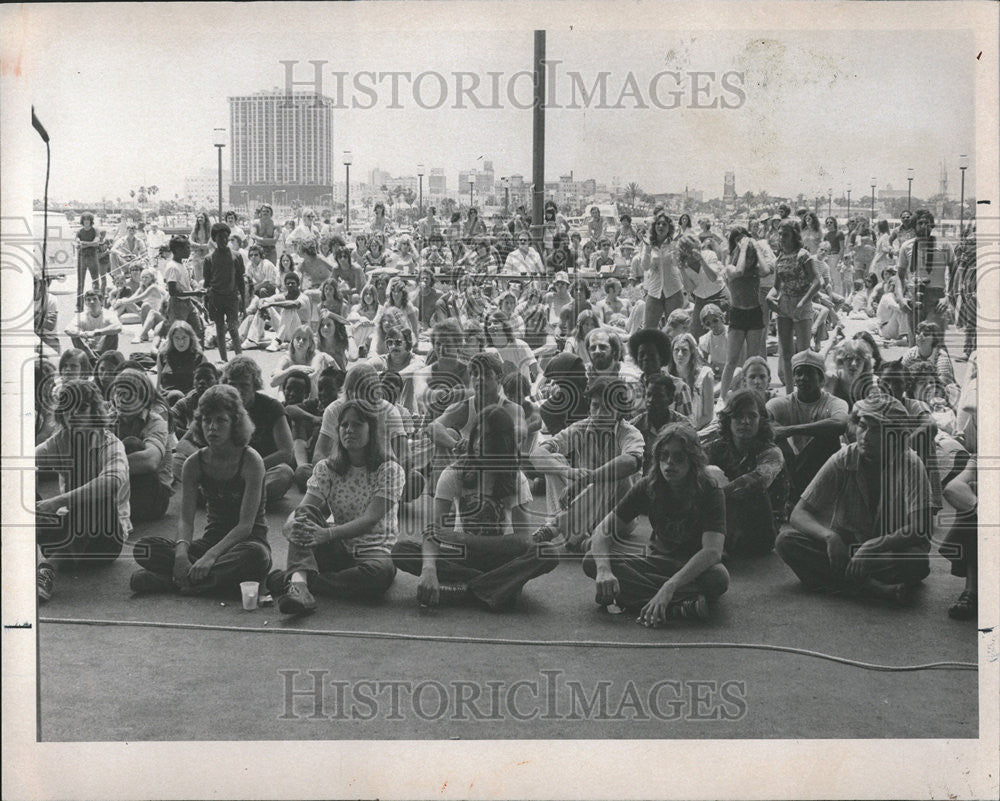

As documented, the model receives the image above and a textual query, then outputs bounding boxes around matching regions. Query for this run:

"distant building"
[186,168,232,207]
[428,168,447,197]
[370,167,392,189]
[227,89,335,207]
[723,171,737,206]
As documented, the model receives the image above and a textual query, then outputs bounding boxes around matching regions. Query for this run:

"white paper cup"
[240,581,259,611]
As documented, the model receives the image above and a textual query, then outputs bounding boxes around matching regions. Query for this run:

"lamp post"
[828,188,832,218]
[959,154,968,237]
[417,163,424,218]
[906,168,914,212]
[241,190,249,211]
[870,177,876,223]
[846,182,851,222]
[468,179,475,210]
[343,150,353,234]
[502,177,509,213]
[213,127,226,222]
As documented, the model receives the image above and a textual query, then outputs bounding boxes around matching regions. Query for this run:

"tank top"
[198,447,268,544]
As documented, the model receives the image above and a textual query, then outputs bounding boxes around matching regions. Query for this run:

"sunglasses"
[386,338,403,346]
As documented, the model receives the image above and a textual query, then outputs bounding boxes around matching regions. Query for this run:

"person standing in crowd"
[897,209,955,334]
[530,377,645,552]
[771,219,821,393]
[130,384,271,596]
[951,230,977,361]
[65,288,122,361]
[189,211,213,283]
[822,217,845,295]
[767,350,848,507]
[138,234,205,344]
[110,368,174,524]
[270,400,403,616]
[640,213,684,329]
[251,204,279,263]
[75,212,107,310]
[393,405,556,610]
[775,396,932,603]
[584,423,728,623]
[36,380,131,597]
[677,233,728,341]
[203,222,245,362]
[801,212,823,255]
[222,357,295,504]
[890,210,916,250]
[870,219,894,276]
[720,226,767,398]
[702,389,787,558]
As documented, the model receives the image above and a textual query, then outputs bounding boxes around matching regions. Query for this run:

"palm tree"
[625,182,641,211]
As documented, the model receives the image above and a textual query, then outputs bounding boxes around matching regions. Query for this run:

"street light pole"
[417,163,424,218]
[846,183,851,222]
[959,154,968,237]
[213,127,226,222]
[870,177,876,223]
[343,150,353,234]
[907,168,914,212]
[469,180,474,210]
[502,177,509,213]
[828,188,832,218]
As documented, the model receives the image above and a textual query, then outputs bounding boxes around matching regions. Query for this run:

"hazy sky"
[17,3,977,203]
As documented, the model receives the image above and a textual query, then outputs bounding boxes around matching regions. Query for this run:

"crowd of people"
[32,198,979,625]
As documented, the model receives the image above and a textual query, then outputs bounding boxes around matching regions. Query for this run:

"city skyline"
[18,6,977,206]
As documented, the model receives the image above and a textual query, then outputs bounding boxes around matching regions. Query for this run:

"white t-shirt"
[492,340,537,382]
[163,259,192,293]
[435,465,532,537]
[75,307,121,333]
[319,397,407,448]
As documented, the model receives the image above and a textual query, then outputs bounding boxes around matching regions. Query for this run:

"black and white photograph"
[1,2,997,799]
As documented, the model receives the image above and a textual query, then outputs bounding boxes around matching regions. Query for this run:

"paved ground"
[35,279,979,741]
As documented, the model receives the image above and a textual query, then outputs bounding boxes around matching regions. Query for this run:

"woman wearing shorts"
[772,220,821,393]
[721,226,765,399]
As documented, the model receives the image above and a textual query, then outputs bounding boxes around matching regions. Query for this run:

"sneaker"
[129,569,175,594]
[265,339,282,352]
[278,581,317,616]
[37,565,55,602]
[948,590,977,621]
[666,595,710,621]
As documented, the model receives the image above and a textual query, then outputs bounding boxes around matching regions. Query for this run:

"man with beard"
[767,349,848,506]
[775,395,932,603]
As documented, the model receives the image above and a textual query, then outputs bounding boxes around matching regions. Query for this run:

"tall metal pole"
[216,144,224,222]
[418,176,423,217]
[531,29,546,256]
[959,168,966,236]
[345,164,351,233]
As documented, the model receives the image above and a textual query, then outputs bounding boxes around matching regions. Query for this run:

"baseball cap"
[852,395,909,423]
[791,349,827,376]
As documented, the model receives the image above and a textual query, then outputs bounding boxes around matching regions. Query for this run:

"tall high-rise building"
[228,90,334,207]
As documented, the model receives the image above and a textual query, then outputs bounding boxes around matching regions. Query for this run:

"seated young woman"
[269,400,405,616]
[583,423,729,624]
[35,381,132,599]
[130,385,271,596]
[286,366,344,492]
[701,389,788,558]
[156,320,205,406]
[392,405,556,610]
[111,368,175,523]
